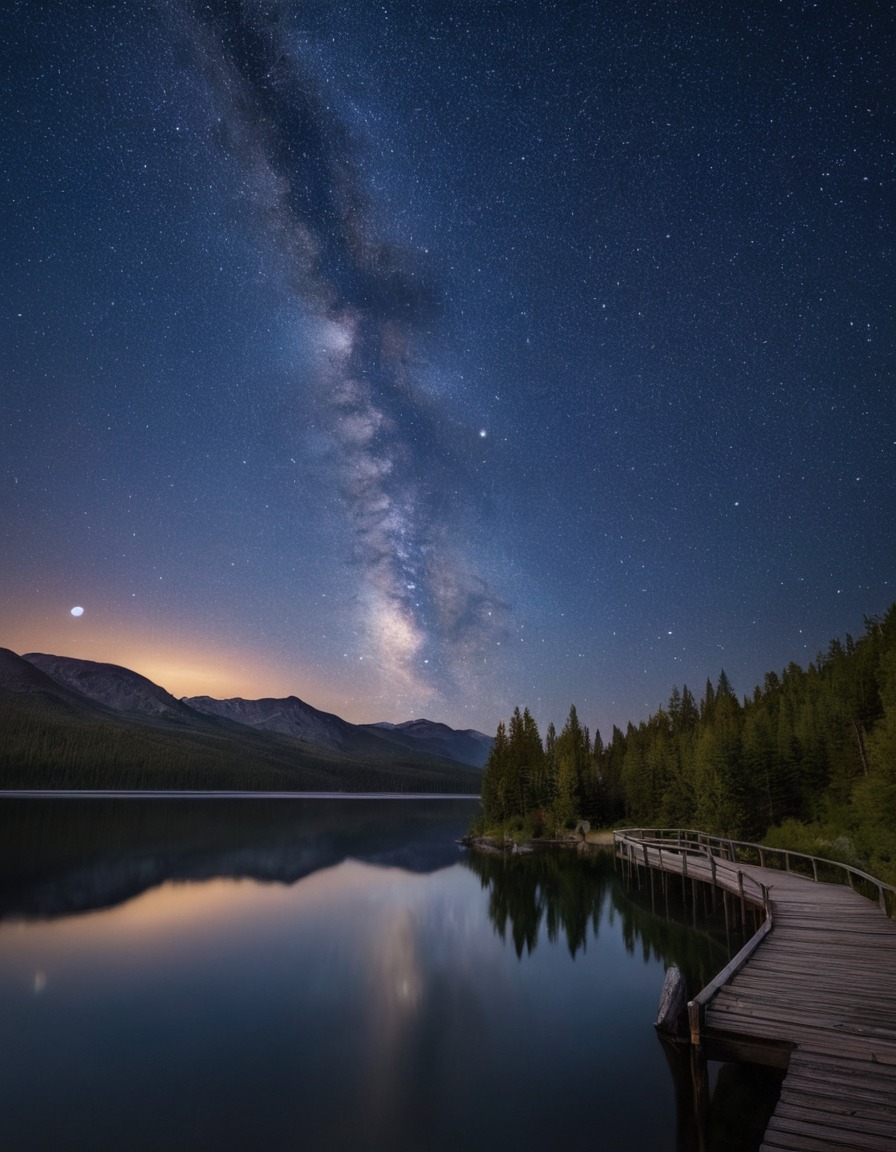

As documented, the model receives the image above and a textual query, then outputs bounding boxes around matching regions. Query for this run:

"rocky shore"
[461,829,614,855]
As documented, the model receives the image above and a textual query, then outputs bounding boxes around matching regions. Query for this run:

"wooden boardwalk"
[615,831,896,1152]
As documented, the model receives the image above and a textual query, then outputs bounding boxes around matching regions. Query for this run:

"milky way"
[161,0,504,705]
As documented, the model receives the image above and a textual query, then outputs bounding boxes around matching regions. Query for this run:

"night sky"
[3,1,893,740]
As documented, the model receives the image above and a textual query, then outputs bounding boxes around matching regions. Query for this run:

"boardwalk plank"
[616,831,896,1152]
[780,1085,896,1121]
[765,1113,895,1151]
[774,1100,896,1139]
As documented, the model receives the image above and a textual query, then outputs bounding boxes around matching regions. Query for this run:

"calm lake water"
[0,798,778,1151]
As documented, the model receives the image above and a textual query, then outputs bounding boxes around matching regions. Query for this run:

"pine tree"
[554,705,588,827]
[680,685,699,730]
[521,708,547,810]
[481,720,509,825]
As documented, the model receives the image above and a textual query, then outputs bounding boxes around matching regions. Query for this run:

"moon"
[70,606,84,617]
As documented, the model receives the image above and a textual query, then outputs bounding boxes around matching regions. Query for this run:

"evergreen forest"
[478,605,896,882]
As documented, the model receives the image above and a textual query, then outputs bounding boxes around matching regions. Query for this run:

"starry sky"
[2,1,893,739]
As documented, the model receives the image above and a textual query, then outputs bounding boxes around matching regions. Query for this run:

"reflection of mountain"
[0,797,477,922]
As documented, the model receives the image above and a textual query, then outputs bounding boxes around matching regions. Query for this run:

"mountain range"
[0,648,490,792]
[181,692,492,768]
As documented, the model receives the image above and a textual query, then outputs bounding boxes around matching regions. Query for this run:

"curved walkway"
[615,831,896,1152]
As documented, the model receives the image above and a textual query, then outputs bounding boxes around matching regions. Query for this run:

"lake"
[0,797,780,1151]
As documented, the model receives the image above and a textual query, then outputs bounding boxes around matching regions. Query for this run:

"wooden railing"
[614,828,775,1046]
[614,827,896,1048]
[615,827,896,918]
[613,829,771,914]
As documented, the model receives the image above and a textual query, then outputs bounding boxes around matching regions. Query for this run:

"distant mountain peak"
[182,693,353,751]
[23,653,193,722]
[362,717,492,769]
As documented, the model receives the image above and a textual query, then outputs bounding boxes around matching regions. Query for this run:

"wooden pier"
[615,829,896,1152]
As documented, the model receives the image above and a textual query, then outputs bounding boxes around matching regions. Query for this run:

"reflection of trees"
[464,848,610,958]
[466,847,783,1152]
[464,847,734,995]
[464,848,611,958]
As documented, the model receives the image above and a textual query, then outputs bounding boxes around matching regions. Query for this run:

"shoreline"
[462,829,615,855]
[0,790,482,801]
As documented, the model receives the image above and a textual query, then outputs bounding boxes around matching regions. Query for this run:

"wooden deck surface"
[616,835,896,1152]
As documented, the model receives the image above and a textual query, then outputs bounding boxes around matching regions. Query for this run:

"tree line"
[479,604,896,881]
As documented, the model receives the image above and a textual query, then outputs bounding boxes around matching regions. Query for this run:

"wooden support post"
[738,870,747,926]
[690,1042,710,1151]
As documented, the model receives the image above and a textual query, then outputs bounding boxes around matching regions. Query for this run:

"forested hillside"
[479,606,896,881]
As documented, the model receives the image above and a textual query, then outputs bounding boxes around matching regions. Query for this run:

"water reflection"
[464,846,784,1152]
[0,797,474,921]
[0,800,779,1152]
[466,847,608,957]
[464,846,736,997]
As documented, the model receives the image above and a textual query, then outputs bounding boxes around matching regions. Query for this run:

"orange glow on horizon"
[0,589,460,725]
[0,603,364,718]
